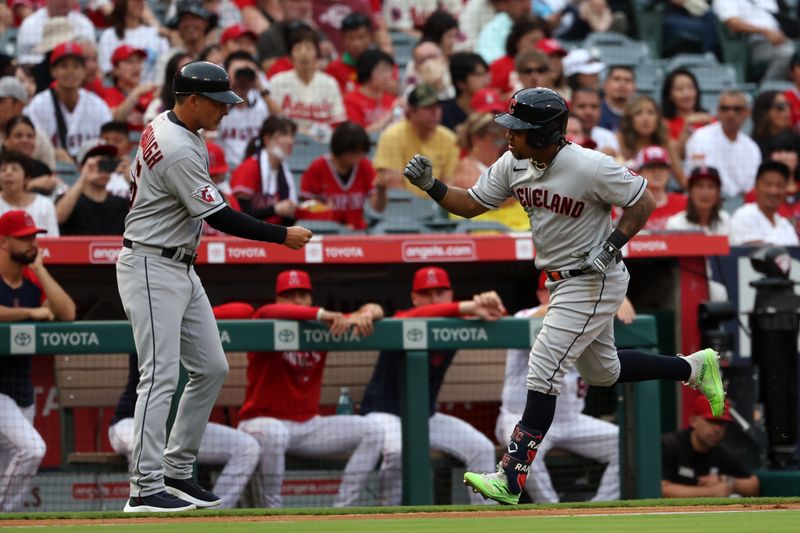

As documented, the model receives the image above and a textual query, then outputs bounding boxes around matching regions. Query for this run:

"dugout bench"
[0,316,661,506]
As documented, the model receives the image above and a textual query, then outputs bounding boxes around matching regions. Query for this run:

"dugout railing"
[0,316,660,506]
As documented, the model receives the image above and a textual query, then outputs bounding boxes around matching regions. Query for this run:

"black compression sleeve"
[205,206,287,244]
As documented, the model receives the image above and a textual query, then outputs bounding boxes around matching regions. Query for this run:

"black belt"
[122,238,197,266]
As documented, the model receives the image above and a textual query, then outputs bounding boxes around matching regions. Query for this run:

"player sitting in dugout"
[360,266,504,506]
[661,395,759,498]
[216,270,385,508]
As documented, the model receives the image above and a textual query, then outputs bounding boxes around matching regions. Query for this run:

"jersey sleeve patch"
[192,184,222,204]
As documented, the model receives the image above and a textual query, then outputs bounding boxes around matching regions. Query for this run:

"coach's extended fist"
[284,226,313,250]
[404,154,434,191]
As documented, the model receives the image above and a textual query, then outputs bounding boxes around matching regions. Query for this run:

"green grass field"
[2,498,798,532]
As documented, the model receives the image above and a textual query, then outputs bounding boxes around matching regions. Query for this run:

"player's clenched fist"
[578,240,620,275]
[283,226,313,250]
[404,154,434,191]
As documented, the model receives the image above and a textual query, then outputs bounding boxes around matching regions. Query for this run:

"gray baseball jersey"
[467,143,647,271]
[467,142,647,397]
[124,111,226,250]
[117,110,230,503]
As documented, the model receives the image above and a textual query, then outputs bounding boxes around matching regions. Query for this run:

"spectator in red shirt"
[230,116,298,226]
[786,51,800,130]
[203,140,241,236]
[103,45,156,132]
[300,122,386,230]
[632,145,687,231]
[360,266,505,505]
[488,16,549,97]
[232,269,385,508]
[419,10,459,59]
[325,11,373,94]
[344,49,397,133]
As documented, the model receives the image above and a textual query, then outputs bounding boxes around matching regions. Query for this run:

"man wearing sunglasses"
[685,90,762,198]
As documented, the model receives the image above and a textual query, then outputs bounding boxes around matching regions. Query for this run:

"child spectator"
[99,121,134,199]
[299,122,386,230]
[632,145,687,231]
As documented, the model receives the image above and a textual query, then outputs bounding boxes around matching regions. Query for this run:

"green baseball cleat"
[463,471,520,505]
[683,348,725,417]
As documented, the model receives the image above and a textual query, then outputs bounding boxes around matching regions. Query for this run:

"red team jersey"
[300,155,376,230]
[326,59,358,94]
[225,303,329,423]
[103,87,155,131]
[343,90,394,129]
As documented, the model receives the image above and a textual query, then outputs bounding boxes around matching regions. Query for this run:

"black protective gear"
[173,61,244,105]
[495,87,568,148]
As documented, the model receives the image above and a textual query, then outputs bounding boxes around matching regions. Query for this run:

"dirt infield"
[4,502,799,528]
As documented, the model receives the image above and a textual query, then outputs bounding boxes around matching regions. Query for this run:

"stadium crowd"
[0,0,795,511]
[0,0,793,242]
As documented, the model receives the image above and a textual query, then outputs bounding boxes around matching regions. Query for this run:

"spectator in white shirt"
[730,161,800,246]
[569,87,619,156]
[0,151,59,236]
[713,0,796,81]
[685,90,762,198]
[666,166,731,236]
[16,0,95,65]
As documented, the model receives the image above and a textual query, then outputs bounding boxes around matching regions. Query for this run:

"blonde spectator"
[617,95,685,188]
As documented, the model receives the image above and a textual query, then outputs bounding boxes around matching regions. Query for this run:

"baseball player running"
[116,61,312,513]
[402,87,725,505]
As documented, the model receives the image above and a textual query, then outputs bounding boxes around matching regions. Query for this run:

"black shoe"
[124,490,196,512]
[164,476,221,508]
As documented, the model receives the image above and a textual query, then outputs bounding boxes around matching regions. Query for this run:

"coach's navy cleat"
[164,476,222,508]
[123,490,196,512]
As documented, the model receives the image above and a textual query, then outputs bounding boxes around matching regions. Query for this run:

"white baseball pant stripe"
[366,412,497,506]
[117,249,229,498]
[108,418,260,508]
[238,414,384,507]
[528,264,629,395]
[0,394,45,512]
[496,412,619,502]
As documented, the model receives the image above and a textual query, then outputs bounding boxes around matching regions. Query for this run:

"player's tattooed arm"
[438,187,490,219]
[615,188,656,239]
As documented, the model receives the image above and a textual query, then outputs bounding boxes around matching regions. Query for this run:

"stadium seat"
[688,64,738,92]
[289,135,329,175]
[364,188,438,225]
[630,0,663,58]
[0,28,17,56]
[665,53,719,72]
[757,80,795,94]
[390,31,416,70]
[369,218,425,234]
[294,219,352,235]
[583,32,651,67]
[635,62,665,103]
[454,220,511,234]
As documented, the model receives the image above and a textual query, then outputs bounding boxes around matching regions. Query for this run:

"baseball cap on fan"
[0,210,46,237]
[412,266,451,292]
[562,49,605,77]
[111,45,147,66]
[688,166,721,189]
[205,140,228,176]
[471,88,506,114]
[276,269,313,294]
[536,38,567,57]
[50,42,84,67]
[634,145,670,171]
[221,24,257,45]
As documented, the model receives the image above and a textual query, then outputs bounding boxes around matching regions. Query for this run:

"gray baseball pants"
[117,248,229,498]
